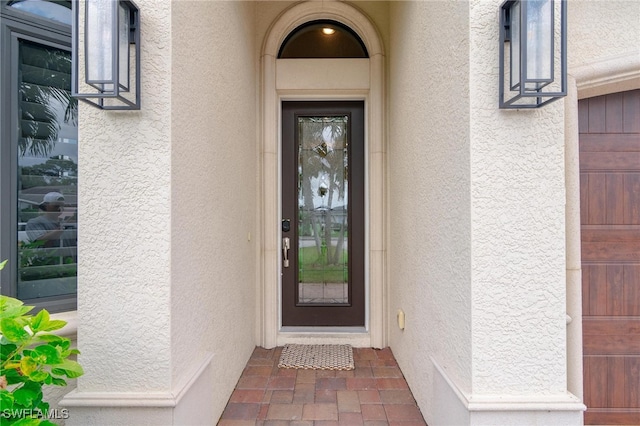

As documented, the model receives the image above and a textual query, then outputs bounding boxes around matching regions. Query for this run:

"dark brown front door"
[281,101,365,326]
[580,89,640,424]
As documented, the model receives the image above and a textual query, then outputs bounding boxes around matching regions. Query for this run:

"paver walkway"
[218,346,427,425]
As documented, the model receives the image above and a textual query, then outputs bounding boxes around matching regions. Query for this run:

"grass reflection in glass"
[298,246,348,283]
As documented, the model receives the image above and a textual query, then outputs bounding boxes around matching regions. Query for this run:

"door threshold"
[280,326,367,333]
[277,327,370,347]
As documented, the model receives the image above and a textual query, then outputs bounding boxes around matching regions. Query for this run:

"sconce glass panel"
[72,0,140,110]
[85,0,114,84]
[499,0,566,109]
[509,1,520,90]
[524,0,553,89]
[118,3,130,91]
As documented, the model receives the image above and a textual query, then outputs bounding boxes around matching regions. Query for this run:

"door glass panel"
[297,116,349,305]
[17,39,78,301]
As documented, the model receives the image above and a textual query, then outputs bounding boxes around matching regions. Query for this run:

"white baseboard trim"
[60,391,177,408]
[61,353,214,408]
[432,357,586,414]
[467,395,586,412]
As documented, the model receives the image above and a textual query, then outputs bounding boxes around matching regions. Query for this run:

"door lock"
[282,237,290,268]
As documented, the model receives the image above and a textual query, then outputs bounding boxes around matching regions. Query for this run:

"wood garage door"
[580,89,640,425]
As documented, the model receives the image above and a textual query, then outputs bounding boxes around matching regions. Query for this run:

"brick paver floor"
[218,346,427,425]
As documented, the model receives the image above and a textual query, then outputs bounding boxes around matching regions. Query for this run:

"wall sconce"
[499,0,567,109]
[72,0,140,110]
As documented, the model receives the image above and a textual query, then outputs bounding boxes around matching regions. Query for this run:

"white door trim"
[259,1,386,348]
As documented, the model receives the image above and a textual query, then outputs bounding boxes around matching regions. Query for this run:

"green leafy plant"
[0,261,83,425]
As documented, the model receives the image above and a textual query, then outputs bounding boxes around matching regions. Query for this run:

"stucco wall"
[68,0,638,423]
[568,0,640,69]
[76,0,173,393]
[350,1,391,53]
[388,0,583,422]
[469,0,568,395]
[170,0,258,420]
[388,0,473,419]
[72,0,258,421]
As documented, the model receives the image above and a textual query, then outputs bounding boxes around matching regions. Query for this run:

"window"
[1,0,77,313]
[7,0,72,25]
[279,20,368,59]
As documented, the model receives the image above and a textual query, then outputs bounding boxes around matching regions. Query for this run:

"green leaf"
[51,360,84,378]
[0,343,17,363]
[0,305,33,322]
[3,367,27,385]
[28,370,49,383]
[13,381,43,410]
[38,320,66,332]
[20,356,38,376]
[21,380,43,392]
[50,376,66,386]
[0,296,33,320]
[36,400,49,412]
[31,346,62,365]
[35,334,64,344]
[0,295,23,311]
[0,318,31,343]
[0,260,6,270]
[0,389,14,409]
[12,386,40,407]
[30,310,49,333]
[12,418,45,426]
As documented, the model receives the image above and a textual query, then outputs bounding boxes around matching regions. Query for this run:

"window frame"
[1,0,77,313]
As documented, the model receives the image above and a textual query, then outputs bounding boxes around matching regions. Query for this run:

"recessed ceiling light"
[322,27,336,35]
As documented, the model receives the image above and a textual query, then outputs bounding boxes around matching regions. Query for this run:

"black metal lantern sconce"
[72,0,140,110]
[499,0,567,109]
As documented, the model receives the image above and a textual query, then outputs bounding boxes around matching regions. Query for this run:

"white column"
[465,0,585,423]
[62,0,175,422]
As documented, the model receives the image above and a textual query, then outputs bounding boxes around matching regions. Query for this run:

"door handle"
[282,237,290,268]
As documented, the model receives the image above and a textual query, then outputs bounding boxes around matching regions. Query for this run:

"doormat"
[278,344,354,370]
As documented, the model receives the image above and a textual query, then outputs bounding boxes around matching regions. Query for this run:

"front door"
[281,101,365,326]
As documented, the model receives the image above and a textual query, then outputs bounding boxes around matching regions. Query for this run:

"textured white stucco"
[170,0,258,420]
[388,0,473,413]
[568,1,640,101]
[70,0,258,422]
[469,0,568,395]
[388,0,579,423]
[66,0,638,424]
[76,0,173,393]
[568,0,640,69]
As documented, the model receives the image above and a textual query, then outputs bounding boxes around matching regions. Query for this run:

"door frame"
[259,1,386,348]
[281,100,366,327]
